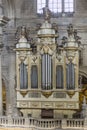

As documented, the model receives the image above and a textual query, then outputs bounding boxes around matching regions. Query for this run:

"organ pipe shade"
[66,63,75,90]
[31,65,38,89]
[41,54,52,90]
[56,65,63,89]
[20,62,28,89]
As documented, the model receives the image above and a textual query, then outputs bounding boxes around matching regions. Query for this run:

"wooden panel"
[41,109,54,118]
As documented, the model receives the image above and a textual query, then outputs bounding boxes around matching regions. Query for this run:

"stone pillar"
[62,119,67,129]
[8,50,18,116]
[0,43,3,115]
[0,0,9,115]
[81,96,86,118]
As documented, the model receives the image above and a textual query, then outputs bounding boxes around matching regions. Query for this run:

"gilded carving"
[55,103,64,108]
[67,103,76,109]
[18,51,27,61]
[67,90,75,98]
[19,102,28,107]
[32,56,37,63]
[41,102,53,108]
[43,45,49,54]
[41,90,53,98]
[40,45,53,55]
[20,90,28,97]
[30,102,40,108]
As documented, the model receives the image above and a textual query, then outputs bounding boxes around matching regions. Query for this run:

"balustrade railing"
[0,116,84,129]
[66,119,84,128]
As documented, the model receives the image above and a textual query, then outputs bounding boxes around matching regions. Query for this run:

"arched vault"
[3,0,15,18]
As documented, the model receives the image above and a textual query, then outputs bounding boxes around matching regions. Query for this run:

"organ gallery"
[15,7,82,118]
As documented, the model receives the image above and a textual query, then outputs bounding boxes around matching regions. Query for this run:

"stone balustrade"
[0,116,84,129]
[66,119,84,128]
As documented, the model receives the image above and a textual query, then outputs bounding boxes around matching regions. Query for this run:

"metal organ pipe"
[67,63,75,90]
[20,62,28,89]
[46,54,47,89]
[42,54,52,90]
[49,55,52,89]
[48,55,50,89]
[42,55,44,89]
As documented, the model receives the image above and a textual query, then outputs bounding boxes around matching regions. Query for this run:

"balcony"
[0,116,84,130]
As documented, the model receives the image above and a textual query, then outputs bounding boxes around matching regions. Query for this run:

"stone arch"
[79,70,87,88]
[79,70,87,79]
[79,70,87,105]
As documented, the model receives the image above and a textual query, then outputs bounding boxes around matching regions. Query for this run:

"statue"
[16,26,28,42]
[43,6,51,22]
[67,24,74,37]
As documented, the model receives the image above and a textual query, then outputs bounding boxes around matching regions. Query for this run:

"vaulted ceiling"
[3,0,15,18]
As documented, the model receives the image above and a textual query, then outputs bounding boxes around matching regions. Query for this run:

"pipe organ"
[15,8,81,118]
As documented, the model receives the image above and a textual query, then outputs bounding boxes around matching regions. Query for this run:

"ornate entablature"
[15,7,82,118]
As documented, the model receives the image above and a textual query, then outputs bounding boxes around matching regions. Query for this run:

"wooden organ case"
[15,7,81,118]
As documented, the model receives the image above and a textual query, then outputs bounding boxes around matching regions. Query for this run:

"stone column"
[5,28,17,116]
[0,0,9,115]
[62,119,67,129]
[0,43,3,115]
[0,28,7,115]
[8,50,18,116]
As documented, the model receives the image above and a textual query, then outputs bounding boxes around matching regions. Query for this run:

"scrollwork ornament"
[66,50,76,61]
[56,54,61,62]
[67,90,75,98]
[18,51,27,61]
[32,56,37,63]
[43,45,49,54]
